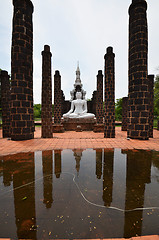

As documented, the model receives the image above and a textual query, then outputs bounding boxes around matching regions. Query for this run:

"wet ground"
[0,148,159,239]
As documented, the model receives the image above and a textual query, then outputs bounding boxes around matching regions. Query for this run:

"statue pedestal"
[62,118,97,131]
[93,124,104,132]
[52,124,65,133]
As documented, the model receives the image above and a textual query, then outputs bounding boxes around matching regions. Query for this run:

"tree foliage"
[115,98,122,121]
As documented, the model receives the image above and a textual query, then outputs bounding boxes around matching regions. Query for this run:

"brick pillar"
[104,47,115,138]
[158,121,159,131]
[1,71,11,138]
[54,71,61,124]
[127,0,149,140]
[11,0,34,141]
[96,70,103,124]
[41,45,53,138]
[122,97,128,131]
[148,75,154,138]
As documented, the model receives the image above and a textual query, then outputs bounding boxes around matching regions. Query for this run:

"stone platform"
[62,118,97,131]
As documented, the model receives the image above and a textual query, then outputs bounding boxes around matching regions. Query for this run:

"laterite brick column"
[41,45,53,138]
[96,70,103,124]
[122,97,128,131]
[11,0,34,141]
[104,47,115,138]
[54,71,62,124]
[1,71,11,138]
[148,75,154,138]
[127,0,149,140]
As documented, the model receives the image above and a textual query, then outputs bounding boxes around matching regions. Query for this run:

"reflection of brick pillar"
[127,0,149,140]
[42,150,53,208]
[148,75,154,138]
[122,97,128,131]
[11,0,34,141]
[104,47,115,138]
[1,71,11,138]
[96,70,103,124]
[41,45,53,138]
[158,121,159,131]
[54,71,61,124]
[54,150,62,178]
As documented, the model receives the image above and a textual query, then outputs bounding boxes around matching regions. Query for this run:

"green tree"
[34,104,41,119]
[115,98,123,121]
[154,75,159,117]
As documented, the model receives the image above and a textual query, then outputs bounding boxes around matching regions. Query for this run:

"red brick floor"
[0,127,159,240]
[0,127,159,157]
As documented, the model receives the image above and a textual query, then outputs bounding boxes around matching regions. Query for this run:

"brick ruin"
[127,0,149,140]
[148,75,154,138]
[11,0,34,140]
[0,0,155,139]
[96,70,103,124]
[41,45,53,138]
[104,47,115,138]
[0,71,11,138]
[122,97,128,131]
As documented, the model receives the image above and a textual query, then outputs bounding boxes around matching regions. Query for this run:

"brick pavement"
[0,127,159,157]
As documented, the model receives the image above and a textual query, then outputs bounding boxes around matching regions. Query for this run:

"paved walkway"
[0,127,159,157]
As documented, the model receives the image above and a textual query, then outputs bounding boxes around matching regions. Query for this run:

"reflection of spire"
[73,150,83,176]
[103,149,114,207]
[12,152,37,239]
[123,150,152,238]
[54,150,62,178]
[42,150,53,208]
[96,149,103,179]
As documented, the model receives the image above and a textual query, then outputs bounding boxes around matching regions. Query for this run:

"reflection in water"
[54,150,62,178]
[0,149,159,239]
[123,150,152,238]
[2,153,37,239]
[73,150,82,175]
[96,149,103,179]
[42,151,53,208]
[103,149,114,207]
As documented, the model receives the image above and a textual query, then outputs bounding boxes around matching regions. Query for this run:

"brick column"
[41,45,53,138]
[104,47,115,138]
[122,97,128,131]
[54,71,62,124]
[127,0,149,140]
[158,121,159,131]
[1,71,11,138]
[148,75,154,138]
[11,0,34,141]
[96,70,103,124]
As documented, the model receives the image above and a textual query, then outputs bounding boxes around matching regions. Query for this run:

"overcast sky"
[0,0,159,104]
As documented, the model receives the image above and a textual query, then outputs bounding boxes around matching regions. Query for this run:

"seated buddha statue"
[63,92,95,119]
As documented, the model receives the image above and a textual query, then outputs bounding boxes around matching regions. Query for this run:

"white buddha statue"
[63,92,95,119]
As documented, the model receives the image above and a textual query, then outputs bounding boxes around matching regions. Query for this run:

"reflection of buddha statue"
[63,92,95,119]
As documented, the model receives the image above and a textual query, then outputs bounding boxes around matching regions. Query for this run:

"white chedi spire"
[70,62,86,101]
[74,61,82,87]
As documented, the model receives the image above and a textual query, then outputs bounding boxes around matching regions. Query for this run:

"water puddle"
[0,148,159,239]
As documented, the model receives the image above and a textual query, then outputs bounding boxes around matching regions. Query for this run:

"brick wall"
[96,70,103,124]
[54,71,62,124]
[104,47,115,138]
[41,45,53,138]
[122,97,128,131]
[148,75,154,138]
[11,0,34,140]
[1,71,11,138]
[127,0,149,140]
